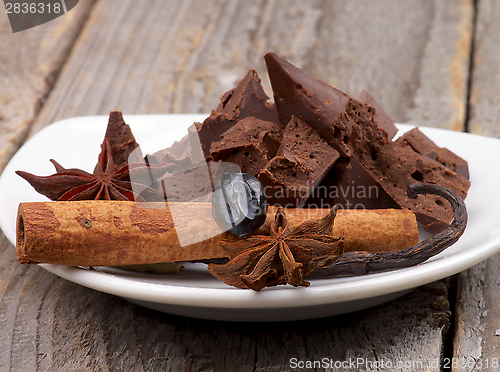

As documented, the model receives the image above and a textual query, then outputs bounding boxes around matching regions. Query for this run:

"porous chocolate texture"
[264,52,470,233]
[210,117,281,176]
[357,90,398,140]
[358,141,470,234]
[303,99,400,210]
[258,117,339,207]
[190,69,279,160]
[395,127,470,180]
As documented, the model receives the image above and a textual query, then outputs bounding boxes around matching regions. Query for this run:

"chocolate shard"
[214,70,278,122]
[395,127,470,180]
[357,140,471,234]
[342,99,389,155]
[357,90,398,140]
[258,117,339,207]
[305,155,400,210]
[209,117,281,176]
[264,52,353,156]
[190,70,279,159]
[303,98,400,210]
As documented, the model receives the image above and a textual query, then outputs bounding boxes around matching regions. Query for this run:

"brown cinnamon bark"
[16,201,418,266]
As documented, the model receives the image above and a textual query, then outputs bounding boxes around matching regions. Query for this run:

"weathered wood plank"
[467,0,500,137]
[453,254,500,372]
[452,1,500,369]
[307,0,474,131]
[0,0,476,370]
[0,0,95,172]
[29,0,473,134]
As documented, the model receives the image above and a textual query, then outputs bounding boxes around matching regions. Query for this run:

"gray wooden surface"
[0,0,496,370]
[452,1,500,371]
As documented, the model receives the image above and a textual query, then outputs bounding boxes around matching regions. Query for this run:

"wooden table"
[0,1,498,370]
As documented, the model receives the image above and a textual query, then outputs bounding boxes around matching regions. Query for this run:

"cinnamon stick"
[16,201,418,266]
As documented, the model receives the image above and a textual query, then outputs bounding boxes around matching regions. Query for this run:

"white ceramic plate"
[1,115,499,322]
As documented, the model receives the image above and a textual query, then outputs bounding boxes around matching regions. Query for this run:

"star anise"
[16,111,177,202]
[208,207,344,291]
[16,139,176,202]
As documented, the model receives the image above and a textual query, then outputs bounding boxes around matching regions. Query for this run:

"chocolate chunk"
[264,52,353,156]
[190,70,279,160]
[395,127,470,179]
[278,116,340,174]
[357,90,398,140]
[343,99,389,155]
[358,141,471,234]
[210,117,281,176]
[305,155,400,210]
[258,156,311,207]
[258,117,339,207]
[303,99,400,210]
[214,71,278,123]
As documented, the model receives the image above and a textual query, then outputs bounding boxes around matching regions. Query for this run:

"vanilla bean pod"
[309,183,467,278]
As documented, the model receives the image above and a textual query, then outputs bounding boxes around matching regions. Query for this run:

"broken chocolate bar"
[395,127,470,179]
[263,52,470,233]
[357,140,470,233]
[304,155,400,210]
[170,52,470,234]
[210,117,281,176]
[257,117,339,207]
[357,90,398,140]
[264,52,354,157]
[190,69,279,160]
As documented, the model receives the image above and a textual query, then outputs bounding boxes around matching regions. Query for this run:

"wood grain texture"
[0,0,479,370]
[467,0,500,137]
[307,0,474,131]
[453,254,500,371]
[451,1,500,368]
[0,0,95,172]
[29,0,474,135]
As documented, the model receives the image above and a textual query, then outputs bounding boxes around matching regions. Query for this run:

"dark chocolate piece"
[190,70,279,159]
[258,117,339,207]
[264,52,353,156]
[278,116,340,176]
[305,155,400,210]
[342,99,389,156]
[210,117,281,176]
[257,156,311,207]
[395,127,470,179]
[357,90,398,140]
[357,141,470,234]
